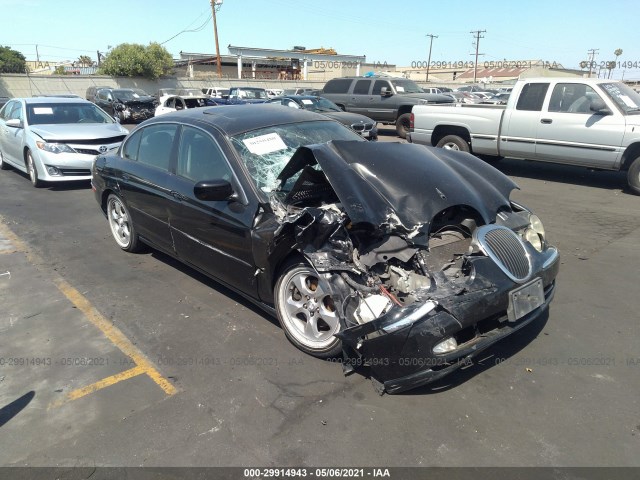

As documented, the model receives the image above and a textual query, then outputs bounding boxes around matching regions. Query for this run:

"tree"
[99,43,173,79]
[54,66,67,75]
[77,55,93,67]
[0,45,27,73]
[608,48,623,79]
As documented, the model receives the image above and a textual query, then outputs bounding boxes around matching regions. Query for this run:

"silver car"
[0,97,128,187]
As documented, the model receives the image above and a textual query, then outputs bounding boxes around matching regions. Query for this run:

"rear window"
[516,83,549,111]
[323,79,352,94]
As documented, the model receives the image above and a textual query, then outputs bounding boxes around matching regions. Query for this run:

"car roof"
[147,104,334,136]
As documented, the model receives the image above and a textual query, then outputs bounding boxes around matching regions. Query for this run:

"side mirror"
[107,97,113,103]
[380,87,393,97]
[590,99,612,115]
[5,118,23,129]
[194,180,234,201]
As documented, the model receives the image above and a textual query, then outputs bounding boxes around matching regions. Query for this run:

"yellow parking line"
[54,277,178,396]
[49,365,145,409]
[0,218,178,401]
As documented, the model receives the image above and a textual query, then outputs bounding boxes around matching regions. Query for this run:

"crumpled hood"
[29,123,128,141]
[278,141,517,241]
[116,97,156,106]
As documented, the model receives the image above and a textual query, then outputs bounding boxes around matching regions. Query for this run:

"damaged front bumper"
[336,247,560,394]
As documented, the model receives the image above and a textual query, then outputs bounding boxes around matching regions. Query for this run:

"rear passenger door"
[348,79,373,115]
[118,123,178,253]
[500,82,549,159]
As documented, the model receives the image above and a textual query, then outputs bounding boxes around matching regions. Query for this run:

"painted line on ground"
[0,217,178,407]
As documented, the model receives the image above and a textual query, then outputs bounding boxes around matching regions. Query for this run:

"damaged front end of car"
[266,141,559,394]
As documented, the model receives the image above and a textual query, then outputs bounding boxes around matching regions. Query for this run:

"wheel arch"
[432,125,472,147]
[397,104,413,118]
[620,142,640,171]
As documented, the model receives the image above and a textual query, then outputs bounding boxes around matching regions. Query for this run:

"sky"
[2,0,639,80]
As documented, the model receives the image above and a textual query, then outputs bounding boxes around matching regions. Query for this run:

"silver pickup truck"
[409,78,640,194]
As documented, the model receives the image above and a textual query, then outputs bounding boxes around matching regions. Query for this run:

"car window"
[176,126,232,183]
[8,102,24,121]
[353,80,371,95]
[0,100,17,120]
[26,103,113,125]
[323,79,352,94]
[166,98,175,108]
[122,129,142,161]
[137,124,178,171]
[516,83,549,111]
[548,84,603,113]
[372,80,392,96]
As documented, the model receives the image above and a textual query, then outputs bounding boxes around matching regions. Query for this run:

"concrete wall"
[0,74,328,99]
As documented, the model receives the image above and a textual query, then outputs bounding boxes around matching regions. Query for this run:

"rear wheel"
[26,151,43,188]
[436,134,470,153]
[627,156,640,195]
[106,194,141,252]
[395,113,412,139]
[275,261,342,358]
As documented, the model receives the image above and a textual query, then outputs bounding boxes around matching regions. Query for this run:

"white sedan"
[154,95,218,117]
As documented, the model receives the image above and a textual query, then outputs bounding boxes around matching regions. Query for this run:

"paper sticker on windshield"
[243,133,287,155]
[33,107,53,115]
[301,99,314,105]
[619,95,638,108]
[396,86,405,92]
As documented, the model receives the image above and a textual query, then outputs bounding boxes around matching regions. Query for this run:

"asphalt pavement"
[0,125,638,467]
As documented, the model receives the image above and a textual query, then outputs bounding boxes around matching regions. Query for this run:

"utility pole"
[36,44,40,63]
[210,0,223,78]
[470,30,486,83]
[425,34,438,82]
[587,48,599,78]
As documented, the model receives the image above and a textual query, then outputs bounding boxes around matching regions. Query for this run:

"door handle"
[540,118,552,124]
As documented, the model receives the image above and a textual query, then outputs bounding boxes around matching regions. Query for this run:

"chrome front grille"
[351,122,374,132]
[474,225,531,283]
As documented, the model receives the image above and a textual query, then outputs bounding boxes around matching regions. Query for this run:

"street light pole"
[211,0,223,78]
[425,34,438,82]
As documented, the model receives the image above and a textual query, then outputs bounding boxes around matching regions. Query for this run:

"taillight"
[409,113,414,131]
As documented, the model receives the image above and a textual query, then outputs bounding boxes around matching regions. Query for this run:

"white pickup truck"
[409,78,640,194]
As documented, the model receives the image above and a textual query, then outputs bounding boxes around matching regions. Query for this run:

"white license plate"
[361,131,369,137]
[507,278,544,322]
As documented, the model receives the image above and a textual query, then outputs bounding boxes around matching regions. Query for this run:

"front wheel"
[436,134,471,152]
[395,113,412,139]
[26,151,44,187]
[106,194,142,252]
[628,156,640,195]
[274,262,342,358]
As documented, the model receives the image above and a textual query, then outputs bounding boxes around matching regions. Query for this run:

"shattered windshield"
[230,120,364,193]
[113,89,152,102]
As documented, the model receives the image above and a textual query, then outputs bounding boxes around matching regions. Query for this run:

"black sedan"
[267,95,378,140]
[94,88,157,123]
[92,105,559,394]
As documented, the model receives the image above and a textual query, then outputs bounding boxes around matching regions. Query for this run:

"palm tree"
[77,55,93,67]
[608,49,623,79]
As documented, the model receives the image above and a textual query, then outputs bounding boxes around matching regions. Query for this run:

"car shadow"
[397,308,550,395]
[4,168,92,191]
[148,249,279,327]
[0,391,35,428]
[494,158,629,192]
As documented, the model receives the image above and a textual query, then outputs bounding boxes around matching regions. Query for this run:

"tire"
[106,194,142,252]
[435,134,471,153]
[274,261,342,358]
[0,149,9,170]
[628,156,640,195]
[395,113,412,139]
[26,151,44,188]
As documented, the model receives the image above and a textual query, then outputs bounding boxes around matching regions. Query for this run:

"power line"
[470,29,486,83]
[160,11,213,45]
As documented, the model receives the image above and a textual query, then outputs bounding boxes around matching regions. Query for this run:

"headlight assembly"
[529,214,545,238]
[524,228,543,252]
[35,141,75,154]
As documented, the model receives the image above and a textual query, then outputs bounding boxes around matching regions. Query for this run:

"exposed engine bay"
[266,141,559,394]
